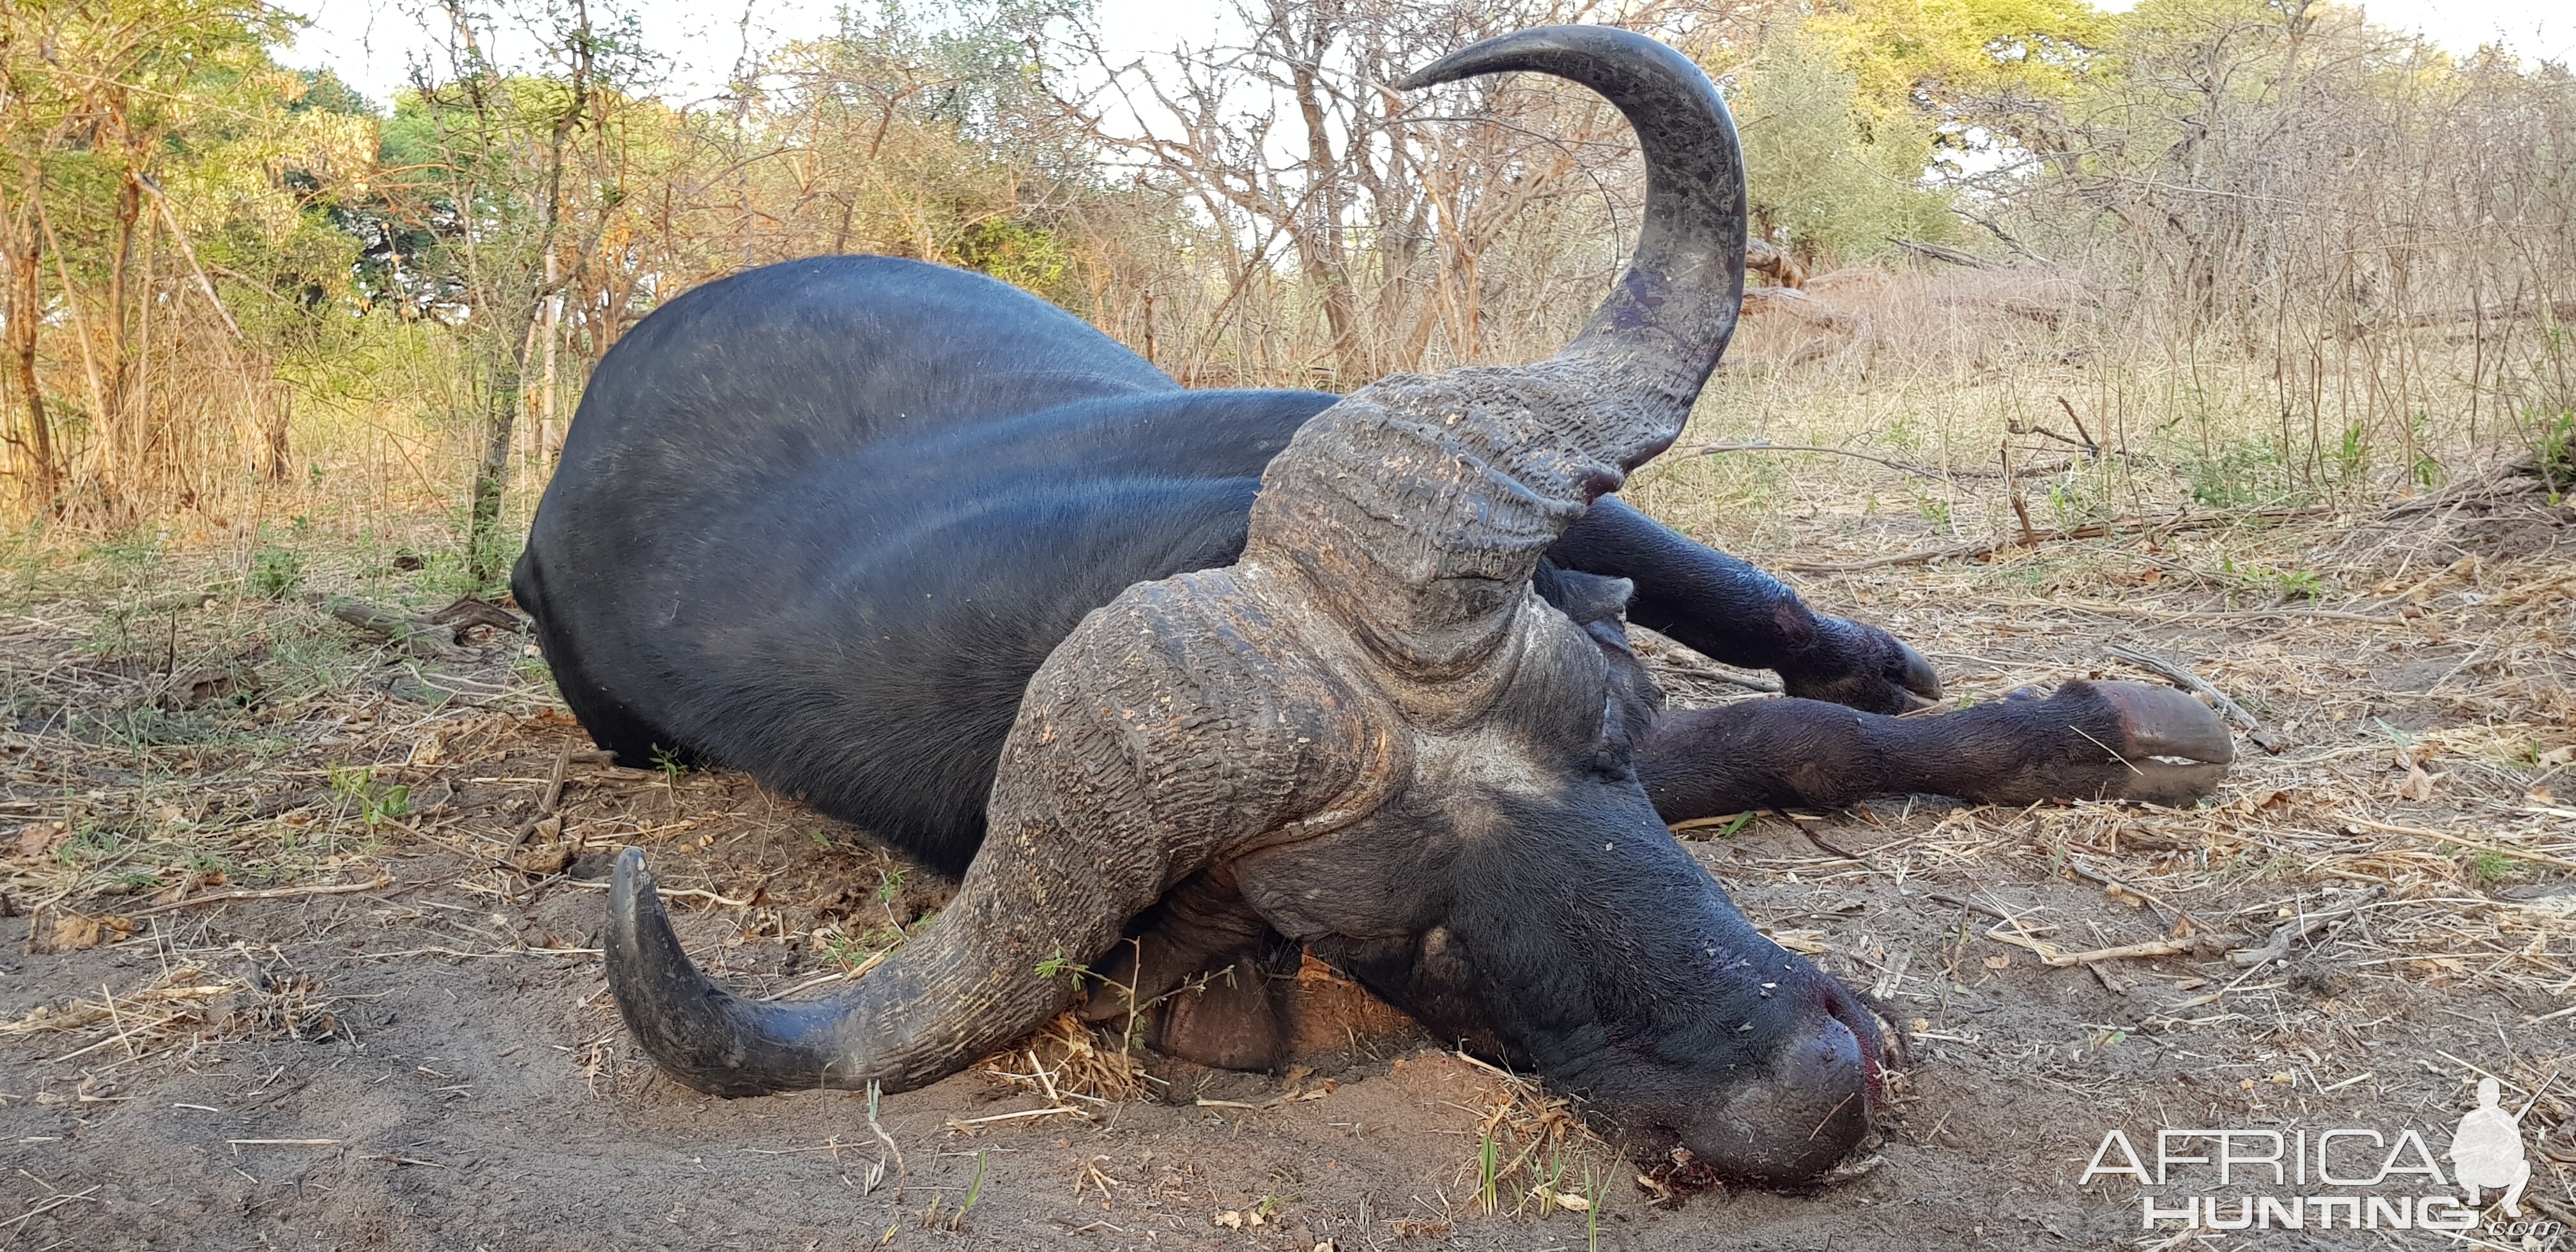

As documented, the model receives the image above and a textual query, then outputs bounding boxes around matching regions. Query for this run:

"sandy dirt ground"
[4,470,2574,1251]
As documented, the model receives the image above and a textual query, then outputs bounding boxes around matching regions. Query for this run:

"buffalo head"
[606,25,1889,1186]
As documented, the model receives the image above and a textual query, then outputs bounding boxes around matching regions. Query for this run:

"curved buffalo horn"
[608,575,1377,1096]
[1248,27,1746,682]
[1400,26,1748,406]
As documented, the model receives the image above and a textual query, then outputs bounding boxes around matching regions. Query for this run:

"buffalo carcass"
[516,27,2232,1186]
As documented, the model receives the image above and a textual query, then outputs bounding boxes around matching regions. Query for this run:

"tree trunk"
[6,191,54,503]
[99,165,141,496]
[537,251,561,466]
[466,337,528,584]
[1290,40,1363,385]
[263,390,291,482]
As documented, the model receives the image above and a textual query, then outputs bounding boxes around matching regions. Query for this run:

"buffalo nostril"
[1681,1014,1874,1187]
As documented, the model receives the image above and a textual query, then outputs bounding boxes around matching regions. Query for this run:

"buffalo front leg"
[1078,867,1311,1072]
[1079,869,1424,1073]
[1636,680,2235,821]
[1551,495,1940,714]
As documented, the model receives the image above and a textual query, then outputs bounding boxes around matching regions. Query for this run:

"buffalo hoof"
[1971,680,2234,807]
[1784,622,1943,715]
[2093,680,2235,805]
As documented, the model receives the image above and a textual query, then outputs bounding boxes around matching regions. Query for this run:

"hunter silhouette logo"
[2451,1076,2533,1216]
[2077,1073,2564,1233]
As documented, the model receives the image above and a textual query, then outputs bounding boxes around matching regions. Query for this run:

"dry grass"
[976,1012,1155,1108]
[1448,1049,1625,1221]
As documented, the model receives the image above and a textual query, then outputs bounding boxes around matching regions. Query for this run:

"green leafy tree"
[1733,34,1958,264]
[1807,0,2107,125]
[0,0,363,515]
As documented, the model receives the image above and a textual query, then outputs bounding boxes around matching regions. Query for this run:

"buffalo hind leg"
[526,620,701,771]
[516,553,700,770]
[1551,496,1940,714]
[1637,680,2234,821]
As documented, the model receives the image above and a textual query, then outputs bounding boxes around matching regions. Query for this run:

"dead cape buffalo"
[514,26,2233,1185]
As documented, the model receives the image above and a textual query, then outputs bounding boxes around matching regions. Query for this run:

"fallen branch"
[2103,644,2283,754]
[1780,505,2338,574]
[1644,649,1782,694]
[128,871,397,918]
[509,741,581,851]
[2051,938,2206,966]
[305,595,474,662]
[1692,440,2070,481]
[427,596,523,632]
[944,1105,1089,1127]
[2053,395,2101,457]
[2227,888,2385,968]
[1781,542,1998,574]
[1986,924,2215,968]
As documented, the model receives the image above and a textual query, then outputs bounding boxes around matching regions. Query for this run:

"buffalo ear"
[1537,567,1637,631]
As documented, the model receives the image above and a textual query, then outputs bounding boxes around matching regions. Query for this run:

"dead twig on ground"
[126,871,397,918]
[1779,505,2338,574]
[0,1186,103,1232]
[1986,923,2218,968]
[1802,827,1878,864]
[1782,541,2000,574]
[509,740,581,852]
[2228,888,2386,967]
[305,595,475,662]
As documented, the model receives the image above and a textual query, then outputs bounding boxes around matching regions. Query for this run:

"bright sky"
[2350,0,2572,58]
[282,0,2573,113]
[2098,0,2571,59]
[280,0,1220,109]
